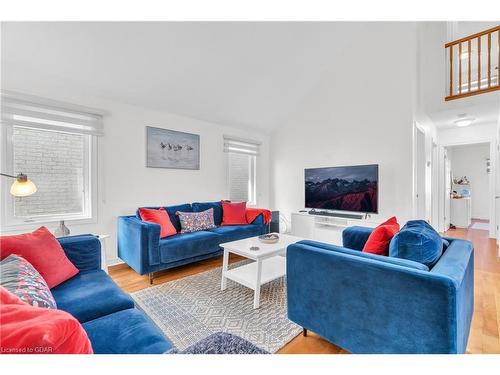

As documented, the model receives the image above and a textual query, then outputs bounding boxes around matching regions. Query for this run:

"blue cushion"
[389,220,443,267]
[51,270,134,323]
[83,308,173,354]
[298,240,429,271]
[164,203,192,232]
[192,201,223,226]
[208,225,263,243]
[342,226,374,251]
[159,230,221,264]
[57,234,101,272]
[442,238,450,251]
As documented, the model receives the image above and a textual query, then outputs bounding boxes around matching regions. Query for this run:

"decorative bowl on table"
[258,233,279,244]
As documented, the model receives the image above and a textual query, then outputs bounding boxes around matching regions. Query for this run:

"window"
[224,136,259,205]
[1,91,103,226]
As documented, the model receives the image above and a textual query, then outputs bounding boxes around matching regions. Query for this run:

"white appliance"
[450,198,472,228]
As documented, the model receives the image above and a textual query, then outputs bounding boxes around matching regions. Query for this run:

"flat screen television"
[305,164,379,213]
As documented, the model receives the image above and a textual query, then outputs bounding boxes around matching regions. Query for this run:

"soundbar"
[307,210,364,220]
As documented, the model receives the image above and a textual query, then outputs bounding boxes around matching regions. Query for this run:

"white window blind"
[1,91,104,136]
[223,136,260,156]
[224,136,259,205]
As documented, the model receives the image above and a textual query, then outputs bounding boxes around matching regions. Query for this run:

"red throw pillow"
[138,207,177,238]
[0,287,93,354]
[363,216,400,256]
[221,201,247,225]
[0,226,79,289]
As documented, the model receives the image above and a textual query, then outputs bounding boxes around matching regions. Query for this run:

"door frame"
[413,122,427,220]
[438,139,496,237]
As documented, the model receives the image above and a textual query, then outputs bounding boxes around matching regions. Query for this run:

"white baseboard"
[106,257,124,267]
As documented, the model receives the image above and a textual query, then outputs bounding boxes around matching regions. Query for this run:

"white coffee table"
[220,233,304,309]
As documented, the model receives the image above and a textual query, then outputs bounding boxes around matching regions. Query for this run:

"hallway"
[444,222,500,353]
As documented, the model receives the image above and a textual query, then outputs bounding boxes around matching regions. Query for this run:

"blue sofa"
[286,226,474,354]
[52,234,173,354]
[117,201,269,283]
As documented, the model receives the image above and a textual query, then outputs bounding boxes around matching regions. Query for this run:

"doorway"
[441,142,494,236]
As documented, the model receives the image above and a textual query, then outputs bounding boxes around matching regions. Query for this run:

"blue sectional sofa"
[286,226,474,354]
[117,201,269,283]
[53,234,173,354]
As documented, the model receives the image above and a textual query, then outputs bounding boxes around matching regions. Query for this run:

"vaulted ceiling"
[1,22,357,131]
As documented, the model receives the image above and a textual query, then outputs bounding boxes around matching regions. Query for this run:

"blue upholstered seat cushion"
[192,202,223,226]
[389,220,443,267]
[83,308,173,354]
[51,270,134,323]
[159,230,221,264]
[298,240,429,271]
[208,225,262,243]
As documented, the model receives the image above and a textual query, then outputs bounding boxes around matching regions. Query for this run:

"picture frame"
[146,126,200,170]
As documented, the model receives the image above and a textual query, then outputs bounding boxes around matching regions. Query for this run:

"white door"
[444,149,451,231]
[416,127,426,219]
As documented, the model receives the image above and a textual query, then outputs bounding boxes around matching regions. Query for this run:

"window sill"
[1,216,97,233]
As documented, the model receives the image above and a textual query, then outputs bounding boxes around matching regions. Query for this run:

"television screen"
[305,164,378,213]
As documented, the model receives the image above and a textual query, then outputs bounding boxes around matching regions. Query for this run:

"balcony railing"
[445,25,500,101]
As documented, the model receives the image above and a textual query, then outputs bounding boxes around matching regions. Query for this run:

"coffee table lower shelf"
[221,256,286,309]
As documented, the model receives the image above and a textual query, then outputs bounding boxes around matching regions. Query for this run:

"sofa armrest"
[287,242,465,353]
[57,234,101,272]
[117,216,161,275]
[430,238,474,354]
[249,214,264,225]
[342,226,374,250]
[248,214,270,235]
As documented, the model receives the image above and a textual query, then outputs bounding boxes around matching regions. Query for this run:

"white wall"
[1,74,270,264]
[270,23,418,225]
[449,143,490,219]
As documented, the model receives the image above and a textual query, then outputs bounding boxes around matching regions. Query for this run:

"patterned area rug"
[131,261,301,353]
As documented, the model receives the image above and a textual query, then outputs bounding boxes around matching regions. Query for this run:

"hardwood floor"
[109,224,500,354]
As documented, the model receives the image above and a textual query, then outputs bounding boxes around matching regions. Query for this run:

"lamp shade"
[10,178,37,197]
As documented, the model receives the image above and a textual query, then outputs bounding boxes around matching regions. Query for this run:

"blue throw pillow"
[442,238,450,251]
[389,220,443,267]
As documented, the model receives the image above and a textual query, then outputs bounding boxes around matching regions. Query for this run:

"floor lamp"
[0,172,37,197]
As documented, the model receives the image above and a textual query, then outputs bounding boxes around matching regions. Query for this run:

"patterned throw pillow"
[0,254,57,309]
[176,208,216,233]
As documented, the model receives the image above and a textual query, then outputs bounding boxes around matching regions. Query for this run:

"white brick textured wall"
[13,127,85,218]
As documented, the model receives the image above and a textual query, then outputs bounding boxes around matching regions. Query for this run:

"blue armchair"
[286,226,474,354]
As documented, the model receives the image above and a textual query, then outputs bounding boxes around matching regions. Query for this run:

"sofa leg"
[303,328,308,337]
[148,272,154,285]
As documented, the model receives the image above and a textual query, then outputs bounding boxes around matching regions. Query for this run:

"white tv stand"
[291,211,380,246]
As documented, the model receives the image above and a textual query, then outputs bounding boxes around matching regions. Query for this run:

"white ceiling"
[1,22,357,132]
[2,22,499,133]
[429,93,500,129]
